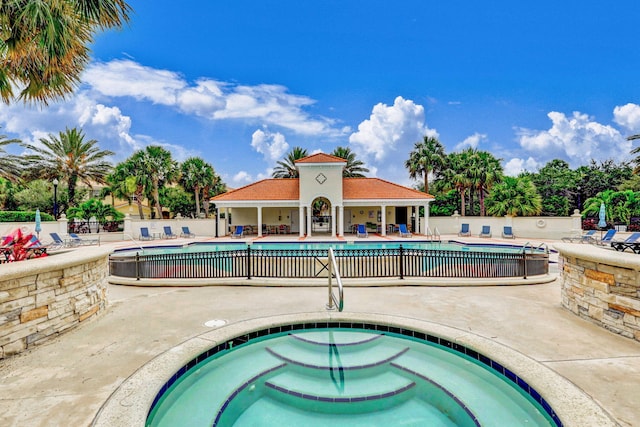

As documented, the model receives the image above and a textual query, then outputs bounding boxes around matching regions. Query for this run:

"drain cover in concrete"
[204,319,227,328]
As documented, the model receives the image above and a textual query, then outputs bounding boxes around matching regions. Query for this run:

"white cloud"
[251,128,289,163]
[455,132,486,150]
[349,96,436,162]
[516,111,629,167]
[503,157,540,176]
[232,171,253,186]
[82,60,343,137]
[613,103,640,132]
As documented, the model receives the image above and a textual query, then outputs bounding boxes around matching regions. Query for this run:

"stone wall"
[0,247,111,358]
[556,243,640,342]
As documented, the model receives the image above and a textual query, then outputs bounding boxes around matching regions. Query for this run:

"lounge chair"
[562,230,596,243]
[611,232,640,253]
[163,226,178,239]
[180,226,195,238]
[69,233,100,246]
[50,232,78,247]
[139,227,154,241]
[356,224,369,238]
[458,223,471,237]
[398,224,412,238]
[479,225,492,238]
[501,226,515,239]
[593,229,616,245]
[231,225,244,238]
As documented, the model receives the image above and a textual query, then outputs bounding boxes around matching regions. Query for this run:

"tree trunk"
[153,180,163,219]
[194,184,200,217]
[424,171,429,194]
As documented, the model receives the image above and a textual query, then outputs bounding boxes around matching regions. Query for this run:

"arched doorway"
[311,197,332,234]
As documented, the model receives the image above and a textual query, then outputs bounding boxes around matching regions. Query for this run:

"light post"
[53,178,59,219]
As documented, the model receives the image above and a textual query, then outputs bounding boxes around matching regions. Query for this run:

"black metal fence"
[109,246,549,280]
[68,220,124,234]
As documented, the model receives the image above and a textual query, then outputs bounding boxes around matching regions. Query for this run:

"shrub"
[0,211,55,222]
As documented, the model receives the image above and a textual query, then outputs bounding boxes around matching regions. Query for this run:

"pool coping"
[108,274,557,287]
[91,312,618,427]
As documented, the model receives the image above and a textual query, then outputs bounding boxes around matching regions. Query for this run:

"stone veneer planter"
[555,243,640,342]
[0,246,111,358]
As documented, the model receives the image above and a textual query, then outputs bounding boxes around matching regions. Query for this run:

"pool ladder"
[520,242,549,279]
[426,226,441,241]
[326,247,344,312]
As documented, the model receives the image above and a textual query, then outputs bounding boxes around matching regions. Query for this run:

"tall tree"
[331,146,369,177]
[485,176,542,217]
[528,159,577,216]
[469,150,504,216]
[23,127,114,207]
[202,170,225,217]
[139,146,178,219]
[438,151,472,216]
[404,136,445,194]
[0,129,22,180]
[107,161,147,218]
[0,0,131,104]
[272,146,308,178]
[180,157,214,217]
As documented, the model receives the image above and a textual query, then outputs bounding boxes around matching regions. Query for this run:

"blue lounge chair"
[480,225,492,238]
[611,232,640,253]
[50,232,69,247]
[562,230,596,243]
[69,232,100,246]
[356,224,368,238]
[139,227,154,241]
[594,229,616,245]
[231,225,244,238]
[180,226,195,238]
[502,226,515,239]
[458,223,471,237]
[398,224,412,238]
[163,226,178,239]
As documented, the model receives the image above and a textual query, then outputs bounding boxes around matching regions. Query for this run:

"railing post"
[247,245,251,280]
[399,244,404,280]
[135,252,140,281]
[327,249,334,310]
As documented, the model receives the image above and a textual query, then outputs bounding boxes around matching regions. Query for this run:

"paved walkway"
[1,236,639,426]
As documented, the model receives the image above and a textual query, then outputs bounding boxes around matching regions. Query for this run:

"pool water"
[147,329,555,426]
[114,240,533,257]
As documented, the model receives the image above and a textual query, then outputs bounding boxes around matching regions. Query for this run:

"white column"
[257,206,263,237]
[338,205,344,237]
[381,205,387,236]
[306,205,313,237]
[422,204,428,235]
[329,204,335,237]
[299,206,305,237]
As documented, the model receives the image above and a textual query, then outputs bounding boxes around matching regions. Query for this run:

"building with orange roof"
[211,153,434,237]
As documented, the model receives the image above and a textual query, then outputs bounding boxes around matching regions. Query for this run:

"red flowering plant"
[1,227,48,262]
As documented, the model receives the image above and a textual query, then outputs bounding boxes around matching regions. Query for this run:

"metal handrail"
[327,247,344,311]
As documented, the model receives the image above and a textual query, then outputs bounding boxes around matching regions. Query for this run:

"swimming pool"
[147,327,557,426]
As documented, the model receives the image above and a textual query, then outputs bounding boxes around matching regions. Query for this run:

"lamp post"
[53,178,59,219]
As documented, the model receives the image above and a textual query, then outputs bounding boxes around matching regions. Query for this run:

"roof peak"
[295,152,347,164]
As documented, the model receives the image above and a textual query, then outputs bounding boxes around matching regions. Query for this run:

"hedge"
[0,211,55,222]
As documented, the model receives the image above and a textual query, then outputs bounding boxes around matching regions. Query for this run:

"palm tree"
[180,157,215,217]
[0,130,22,181]
[404,136,445,194]
[107,161,148,218]
[470,150,504,216]
[272,147,308,178]
[139,146,178,219]
[439,153,468,215]
[486,176,542,216]
[202,171,225,217]
[23,127,114,207]
[629,134,640,174]
[0,0,131,104]
[331,146,369,177]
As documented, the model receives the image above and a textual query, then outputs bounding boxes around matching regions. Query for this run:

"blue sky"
[2,0,640,188]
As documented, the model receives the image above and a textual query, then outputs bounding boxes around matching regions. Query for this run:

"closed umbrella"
[598,202,606,239]
[34,209,42,239]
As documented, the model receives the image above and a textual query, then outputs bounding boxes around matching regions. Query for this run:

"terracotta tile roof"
[295,153,346,164]
[211,179,299,201]
[211,177,433,202]
[343,178,433,200]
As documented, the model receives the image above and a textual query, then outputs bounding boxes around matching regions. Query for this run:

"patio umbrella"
[597,202,606,239]
[34,209,42,239]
